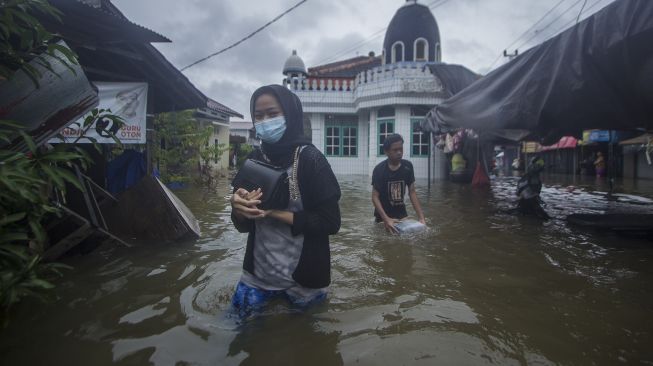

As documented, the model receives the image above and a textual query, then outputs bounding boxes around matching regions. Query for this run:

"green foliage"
[152,110,197,182]
[66,108,126,146]
[236,143,254,168]
[0,0,124,324]
[152,111,226,185]
[0,0,78,87]
[0,108,124,320]
[0,120,83,319]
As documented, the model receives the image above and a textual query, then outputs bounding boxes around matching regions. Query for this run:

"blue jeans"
[230,281,327,319]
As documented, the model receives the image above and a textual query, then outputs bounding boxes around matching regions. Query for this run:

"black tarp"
[425,63,480,97]
[423,0,653,144]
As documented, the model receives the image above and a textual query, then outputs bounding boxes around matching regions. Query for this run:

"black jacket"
[231,145,341,288]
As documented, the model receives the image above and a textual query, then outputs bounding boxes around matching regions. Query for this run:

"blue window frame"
[411,119,429,157]
[325,124,340,156]
[377,119,395,156]
[325,119,358,157]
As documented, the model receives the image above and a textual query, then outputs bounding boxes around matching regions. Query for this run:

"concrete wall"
[309,107,446,179]
[200,122,230,171]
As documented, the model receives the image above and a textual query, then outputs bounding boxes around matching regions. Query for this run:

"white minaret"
[282,50,308,90]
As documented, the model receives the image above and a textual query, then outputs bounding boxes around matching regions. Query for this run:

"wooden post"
[74,165,99,227]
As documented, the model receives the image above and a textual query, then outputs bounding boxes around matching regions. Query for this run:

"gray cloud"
[112,0,615,120]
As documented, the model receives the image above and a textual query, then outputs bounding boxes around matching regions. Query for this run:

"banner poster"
[53,82,148,144]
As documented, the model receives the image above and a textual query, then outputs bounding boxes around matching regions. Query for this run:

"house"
[27,0,243,250]
[229,121,257,146]
[194,99,243,171]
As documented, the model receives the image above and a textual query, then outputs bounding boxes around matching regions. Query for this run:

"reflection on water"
[2,174,653,365]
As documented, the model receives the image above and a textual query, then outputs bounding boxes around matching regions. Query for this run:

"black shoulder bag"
[232,147,301,210]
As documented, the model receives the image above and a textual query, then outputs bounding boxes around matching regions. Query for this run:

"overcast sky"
[112,0,615,121]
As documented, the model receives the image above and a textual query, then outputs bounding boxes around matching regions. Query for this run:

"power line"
[537,0,612,44]
[574,0,611,25]
[181,0,308,71]
[489,0,611,71]
[314,0,451,66]
[513,0,583,52]
[487,0,567,70]
[315,28,386,66]
[576,0,588,23]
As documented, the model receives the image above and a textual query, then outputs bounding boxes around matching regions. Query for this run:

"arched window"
[436,42,442,62]
[391,42,404,63]
[414,38,428,61]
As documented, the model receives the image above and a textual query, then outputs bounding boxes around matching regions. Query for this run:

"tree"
[152,110,226,188]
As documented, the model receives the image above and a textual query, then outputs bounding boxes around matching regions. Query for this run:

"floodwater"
[2,174,653,365]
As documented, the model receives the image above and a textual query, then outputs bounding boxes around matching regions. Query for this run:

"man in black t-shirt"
[372,134,426,233]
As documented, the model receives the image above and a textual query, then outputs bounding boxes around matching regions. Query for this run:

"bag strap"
[289,146,302,201]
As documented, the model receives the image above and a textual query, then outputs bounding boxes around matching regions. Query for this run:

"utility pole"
[503,49,519,61]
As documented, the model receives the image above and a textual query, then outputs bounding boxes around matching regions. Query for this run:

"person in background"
[594,151,606,177]
[371,133,426,233]
[229,85,341,319]
[516,155,550,219]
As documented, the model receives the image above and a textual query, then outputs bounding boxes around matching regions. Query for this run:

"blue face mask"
[255,116,286,143]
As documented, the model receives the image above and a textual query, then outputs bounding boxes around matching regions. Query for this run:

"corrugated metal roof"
[41,0,242,115]
[308,55,382,78]
[44,0,171,43]
[206,99,244,119]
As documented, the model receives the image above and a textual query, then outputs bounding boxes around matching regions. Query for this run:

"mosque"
[281,0,452,178]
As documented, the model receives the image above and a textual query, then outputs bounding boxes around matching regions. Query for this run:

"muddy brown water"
[2,174,653,365]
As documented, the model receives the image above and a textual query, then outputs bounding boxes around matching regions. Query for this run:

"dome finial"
[283,49,307,76]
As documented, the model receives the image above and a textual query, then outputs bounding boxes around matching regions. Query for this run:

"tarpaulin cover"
[106,149,146,194]
[423,0,653,144]
[540,136,578,151]
[424,63,480,97]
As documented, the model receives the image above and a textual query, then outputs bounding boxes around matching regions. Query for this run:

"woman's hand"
[231,188,265,219]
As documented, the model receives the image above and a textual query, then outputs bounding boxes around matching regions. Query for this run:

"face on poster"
[54,82,148,144]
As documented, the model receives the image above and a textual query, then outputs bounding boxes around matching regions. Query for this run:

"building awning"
[211,121,230,128]
[619,134,653,146]
[540,136,578,151]
[424,0,653,144]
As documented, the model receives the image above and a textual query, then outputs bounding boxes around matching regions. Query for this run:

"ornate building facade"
[282,0,450,178]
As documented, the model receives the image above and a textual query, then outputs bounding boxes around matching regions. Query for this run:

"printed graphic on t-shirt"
[388,180,404,206]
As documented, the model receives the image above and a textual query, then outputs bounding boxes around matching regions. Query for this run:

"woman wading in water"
[229,85,341,319]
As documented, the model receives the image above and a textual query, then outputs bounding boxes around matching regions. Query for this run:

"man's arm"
[372,188,399,234]
[408,183,426,225]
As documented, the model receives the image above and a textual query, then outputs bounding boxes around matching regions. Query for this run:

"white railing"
[355,61,435,86]
[286,61,437,93]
